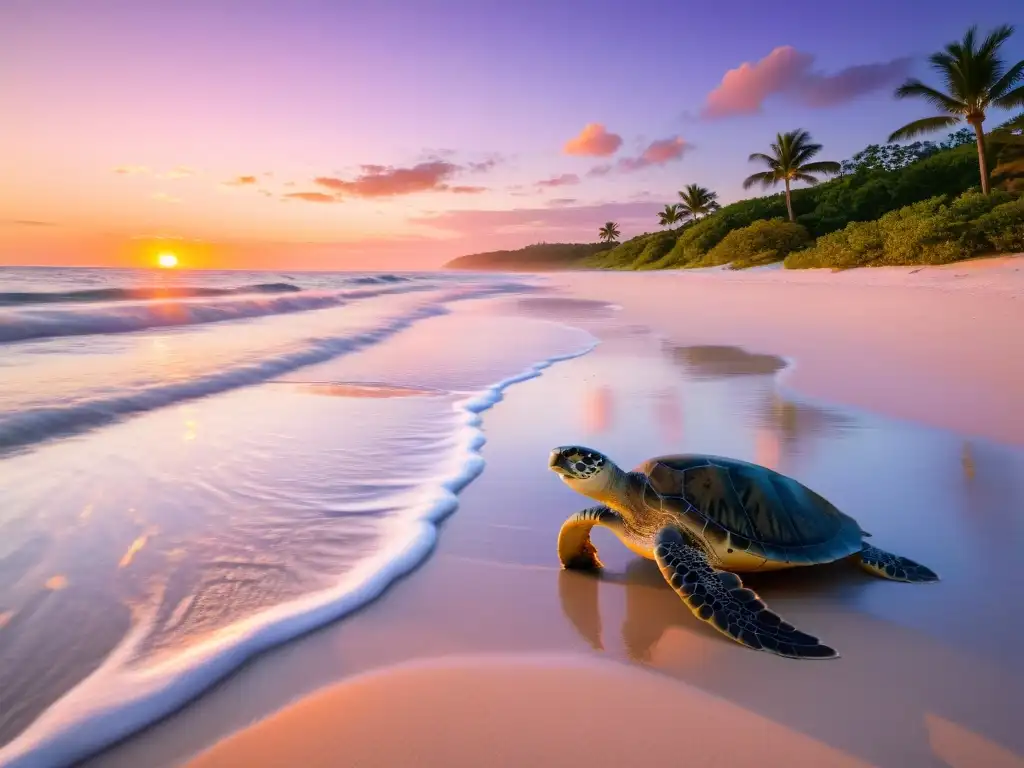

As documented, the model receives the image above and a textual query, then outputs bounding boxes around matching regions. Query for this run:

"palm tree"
[598,221,620,243]
[657,204,684,228]
[743,130,840,221]
[888,25,1024,195]
[677,184,720,221]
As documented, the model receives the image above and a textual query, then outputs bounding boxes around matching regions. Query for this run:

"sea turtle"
[548,446,938,660]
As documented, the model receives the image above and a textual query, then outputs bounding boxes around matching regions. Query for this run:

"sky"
[1,0,1022,271]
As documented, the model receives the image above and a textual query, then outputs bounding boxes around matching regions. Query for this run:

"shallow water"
[0,269,597,765]
[3,278,1022,768]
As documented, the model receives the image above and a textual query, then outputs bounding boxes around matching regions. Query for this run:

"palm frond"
[977,24,1014,61]
[747,152,777,166]
[888,115,960,142]
[791,144,822,164]
[800,160,842,176]
[894,79,967,113]
[989,59,1024,101]
[746,129,837,191]
[995,112,1024,132]
[742,171,777,190]
[993,83,1024,109]
[793,173,821,186]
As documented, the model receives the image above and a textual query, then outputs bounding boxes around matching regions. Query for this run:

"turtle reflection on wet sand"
[549,446,938,660]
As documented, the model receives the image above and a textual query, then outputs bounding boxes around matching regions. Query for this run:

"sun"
[157,252,179,269]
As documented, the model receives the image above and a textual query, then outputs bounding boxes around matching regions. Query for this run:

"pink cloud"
[617,137,690,172]
[799,58,914,106]
[702,46,911,118]
[284,192,340,203]
[546,198,578,207]
[450,185,488,194]
[563,124,623,157]
[587,164,614,178]
[537,173,580,188]
[314,161,460,198]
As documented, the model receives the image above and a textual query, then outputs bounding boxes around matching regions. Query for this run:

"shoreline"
[7,261,1020,767]
[546,256,1024,446]
[0,326,597,768]
[85,263,1024,768]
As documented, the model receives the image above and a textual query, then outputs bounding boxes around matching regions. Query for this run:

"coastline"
[83,260,1024,768]
[547,255,1024,446]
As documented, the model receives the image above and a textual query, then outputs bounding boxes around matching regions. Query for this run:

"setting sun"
[157,252,178,269]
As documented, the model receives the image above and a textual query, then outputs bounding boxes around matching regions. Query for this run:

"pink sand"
[551,256,1024,445]
[84,257,1024,768]
[187,654,876,768]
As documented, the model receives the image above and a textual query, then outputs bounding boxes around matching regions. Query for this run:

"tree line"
[598,24,1024,244]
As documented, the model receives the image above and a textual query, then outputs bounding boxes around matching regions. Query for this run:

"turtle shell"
[634,454,864,565]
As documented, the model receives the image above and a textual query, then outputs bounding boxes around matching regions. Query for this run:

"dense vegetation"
[587,125,1023,270]
[784,191,1024,269]
[443,241,611,271]
[452,25,1024,273]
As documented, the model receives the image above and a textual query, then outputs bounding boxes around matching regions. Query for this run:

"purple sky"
[1,0,1021,269]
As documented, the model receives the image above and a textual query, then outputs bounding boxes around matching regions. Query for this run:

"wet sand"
[550,257,1024,446]
[89,261,1024,768]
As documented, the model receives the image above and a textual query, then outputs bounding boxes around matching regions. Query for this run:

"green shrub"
[702,219,811,268]
[974,198,1024,253]
[874,197,961,265]
[784,221,883,269]
[632,230,679,269]
[786,191,1024,269]
[947,189,1014,221]
[585,233,657,268]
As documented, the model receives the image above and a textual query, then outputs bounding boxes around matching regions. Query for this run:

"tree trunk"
[972,120,990,195]
[784,179,795,222]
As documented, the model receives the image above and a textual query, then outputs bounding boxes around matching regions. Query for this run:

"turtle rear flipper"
[857,544,939,583]
[654,527,838,660]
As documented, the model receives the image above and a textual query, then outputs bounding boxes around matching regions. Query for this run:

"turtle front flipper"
[654,527,838,660]
[857,544,939,583]
[558,506,624,570]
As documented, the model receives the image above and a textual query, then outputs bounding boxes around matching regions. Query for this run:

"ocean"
[0,267,597,766]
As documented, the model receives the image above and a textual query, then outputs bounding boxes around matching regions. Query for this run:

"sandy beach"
[56,258,1023,768]
[8,4,1024,766]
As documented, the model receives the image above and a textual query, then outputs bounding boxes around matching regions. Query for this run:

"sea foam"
[0,335,597,768]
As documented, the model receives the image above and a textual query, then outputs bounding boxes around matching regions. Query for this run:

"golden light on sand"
[157,252,179,269]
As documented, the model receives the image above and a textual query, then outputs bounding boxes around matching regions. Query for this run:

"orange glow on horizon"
[157,252,179,269]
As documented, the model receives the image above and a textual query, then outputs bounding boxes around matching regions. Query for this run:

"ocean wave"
[0,282,301,306]
[0,282,533,454]
[0,337,597,768]
[346,274,411,285]
[0,304,445,455]
[0,284,434,344]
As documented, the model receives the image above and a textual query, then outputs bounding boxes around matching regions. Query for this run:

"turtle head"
[548,445,618,498]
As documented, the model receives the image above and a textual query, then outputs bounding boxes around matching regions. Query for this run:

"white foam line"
[0,338,598,768]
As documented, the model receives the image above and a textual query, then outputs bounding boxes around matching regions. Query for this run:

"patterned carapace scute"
[637,456,854,562]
